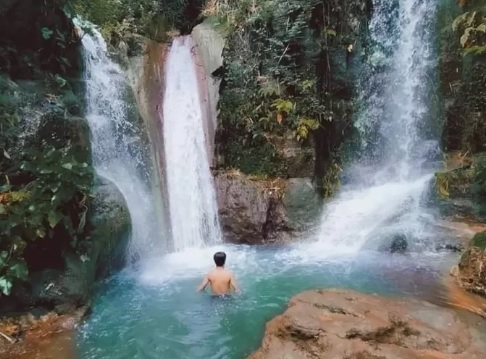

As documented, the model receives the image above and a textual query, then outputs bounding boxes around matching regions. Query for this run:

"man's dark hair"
[213,251,226,267]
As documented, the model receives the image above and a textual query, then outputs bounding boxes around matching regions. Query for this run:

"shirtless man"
[197,252,239,295]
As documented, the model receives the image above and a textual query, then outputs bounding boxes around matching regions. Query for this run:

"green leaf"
[0,278,12,295]
[0,204,5,215]
[0,251,8,268]
[41,27,54,40]
[7,262,28,281]
[48,211,62,229]
[62,163,73,170]
[3,149,10,159]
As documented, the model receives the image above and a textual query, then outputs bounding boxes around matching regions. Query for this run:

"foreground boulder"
[248,289,486,359]
[455,231,486,298]
[0,307,86,358]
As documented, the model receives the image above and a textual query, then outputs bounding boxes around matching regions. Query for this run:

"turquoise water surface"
[77,244,456,359]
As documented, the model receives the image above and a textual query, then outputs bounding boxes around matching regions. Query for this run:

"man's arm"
[197,275,209,292]
[230,274,240,293]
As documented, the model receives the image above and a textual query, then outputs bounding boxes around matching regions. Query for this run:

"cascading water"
[162,36,222,251]
[316,0,440,253]
[75,19,165,260]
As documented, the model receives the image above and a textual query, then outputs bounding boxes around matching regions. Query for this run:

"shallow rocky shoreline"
[0,308,86,359]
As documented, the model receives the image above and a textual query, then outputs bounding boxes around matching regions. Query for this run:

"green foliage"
[435,172,450,199]
[72,0,205,42]
[0,144,93,295]
[471,231,486,250]
[453,8,486,54]
[217,0,364,182]
[472,154,486,200]
[296,118,320,142]
[0,75,93,296]
[41,27,54,40]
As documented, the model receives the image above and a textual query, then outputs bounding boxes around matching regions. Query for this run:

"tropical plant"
[453,8,486,54]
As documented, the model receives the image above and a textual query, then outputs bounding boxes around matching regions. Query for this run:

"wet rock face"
[248,289,486,359]
[214,172,321,244]
[214,171,289,244]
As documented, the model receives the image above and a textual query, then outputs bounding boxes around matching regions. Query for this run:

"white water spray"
[76,19,164,260]
[162,36,222,251]
[317,0,439,252]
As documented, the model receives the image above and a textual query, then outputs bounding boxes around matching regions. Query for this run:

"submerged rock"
[248,289,486,359]
[390,234,408,254]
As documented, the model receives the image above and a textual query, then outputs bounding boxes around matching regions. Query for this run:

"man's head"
[213,251,226,267]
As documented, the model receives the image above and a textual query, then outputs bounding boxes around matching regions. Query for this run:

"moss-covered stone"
[470,231,486,251]
[87,176,131,278]
[12,176,131,309]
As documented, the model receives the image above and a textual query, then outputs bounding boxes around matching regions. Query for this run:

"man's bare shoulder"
[208,269,233,278]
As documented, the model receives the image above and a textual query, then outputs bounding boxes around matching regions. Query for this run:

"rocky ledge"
[453,231,486,298]
[0,307,86,359]
[248,289,486,359]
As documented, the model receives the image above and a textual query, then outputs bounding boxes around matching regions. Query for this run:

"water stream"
[162,36,222,251]
[77,1,460,358]
[76,19,165,260]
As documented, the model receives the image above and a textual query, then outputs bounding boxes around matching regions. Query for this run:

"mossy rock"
[87,175,131,278]
[13,177,131,309]
[470,231,486,251]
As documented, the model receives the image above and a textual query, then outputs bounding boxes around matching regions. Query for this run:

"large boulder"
[214,171,290,244]
[82,176,131,279]
[214,172,322,244]
[455,231,486,298]
[17,177,130,310]
[248,289,486,359]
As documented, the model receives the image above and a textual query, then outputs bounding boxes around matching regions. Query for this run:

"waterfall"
[162,36,222,251]
[317,0,439,252]
[75,19,165,260]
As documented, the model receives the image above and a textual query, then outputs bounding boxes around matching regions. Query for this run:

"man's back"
[207,268,234,295]
[197,251,239,295]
